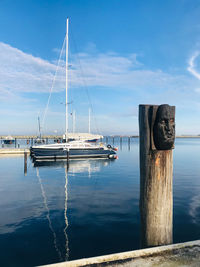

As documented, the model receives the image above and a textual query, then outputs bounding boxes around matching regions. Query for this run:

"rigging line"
[36,168,63,261]
[63,165,69,261]
[42,36,66,129]
[70,28,101,135]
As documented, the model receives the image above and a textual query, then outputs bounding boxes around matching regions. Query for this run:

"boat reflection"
[33,158,115,261]
[36,167,63,261]
[33,158,115,176]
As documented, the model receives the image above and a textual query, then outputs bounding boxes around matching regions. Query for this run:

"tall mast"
[65,18,69,140]
[73,110,76,133]
[38,116,41,139]
[88,108,91,133]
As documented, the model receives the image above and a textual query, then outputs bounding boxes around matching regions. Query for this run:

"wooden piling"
[128,136,130,150]
[139,104,175,248]
[24,151,28,175]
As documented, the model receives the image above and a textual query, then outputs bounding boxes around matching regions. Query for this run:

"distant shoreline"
[0,135,200,139]
[176,136,200,138]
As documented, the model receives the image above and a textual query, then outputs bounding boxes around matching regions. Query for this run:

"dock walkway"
[0,148,30,154]
[41,240,200,267]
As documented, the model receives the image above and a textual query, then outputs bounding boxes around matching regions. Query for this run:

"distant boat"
[31,18,117,161]
[67,109,103,143]
[35,117,44,144]
[3,136,15,145]
[64,133,103,143]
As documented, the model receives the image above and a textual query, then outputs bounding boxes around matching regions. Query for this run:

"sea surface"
[0,137,200,267]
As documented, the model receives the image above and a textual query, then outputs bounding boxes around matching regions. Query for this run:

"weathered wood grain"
[139,105,173,248]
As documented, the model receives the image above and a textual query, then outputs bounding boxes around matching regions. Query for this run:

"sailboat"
[31,18,117,161]
[35,117,44,144]
[67,109,103,142]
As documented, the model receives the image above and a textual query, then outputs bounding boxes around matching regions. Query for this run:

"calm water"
[0,138,200,266]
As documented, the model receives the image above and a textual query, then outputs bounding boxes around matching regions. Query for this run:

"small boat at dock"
[3,136,15,144]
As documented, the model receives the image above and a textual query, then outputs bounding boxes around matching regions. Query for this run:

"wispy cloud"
[2,41,200,135]
[187,51,200,80]
[69,53,188,91]
[0,41,198,101]
[0,42,65,97]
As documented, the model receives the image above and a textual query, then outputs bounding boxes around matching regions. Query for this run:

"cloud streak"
[0,42,65,97]
[69,52,195,92]
[2,41,200,135]
[187,51,200,80]
[0,41,198,101]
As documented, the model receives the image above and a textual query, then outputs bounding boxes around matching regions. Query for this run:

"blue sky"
[1,0,200,135]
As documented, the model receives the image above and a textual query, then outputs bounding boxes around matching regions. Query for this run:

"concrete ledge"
[0,148,30,154]
[40,240,200,267]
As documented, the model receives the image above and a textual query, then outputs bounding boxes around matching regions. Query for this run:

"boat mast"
[73,110,76,133]
[38,116,41,139]
[65,18,69,140]
[88,108,91,134]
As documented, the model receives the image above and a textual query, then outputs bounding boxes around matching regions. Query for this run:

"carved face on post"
[153,104,175,150]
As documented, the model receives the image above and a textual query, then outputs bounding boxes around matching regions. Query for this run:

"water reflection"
[33,158,115,262]
[33,159,113,176]
[2,138,200,266]
[0,140,138,267]
[189,192,200,225]
[64,166,69,261]
[36,168,63,261]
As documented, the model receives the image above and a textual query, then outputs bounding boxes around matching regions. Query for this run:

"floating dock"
[41,240,200,267]
[0,148,30,154]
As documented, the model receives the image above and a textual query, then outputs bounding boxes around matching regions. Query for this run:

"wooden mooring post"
[139,104,175,248]
[24,151,28,176]
[120,136,122,150]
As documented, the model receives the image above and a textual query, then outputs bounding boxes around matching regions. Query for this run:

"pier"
[41,240,200,267]
[0,148,30,154]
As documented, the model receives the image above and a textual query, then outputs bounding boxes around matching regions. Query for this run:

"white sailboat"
[67,108,103,142]
[35,116,44,144]
[31,18,117,161]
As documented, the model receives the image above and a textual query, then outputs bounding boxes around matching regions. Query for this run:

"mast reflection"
[33,158,115,261]
[36,168,63,261]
